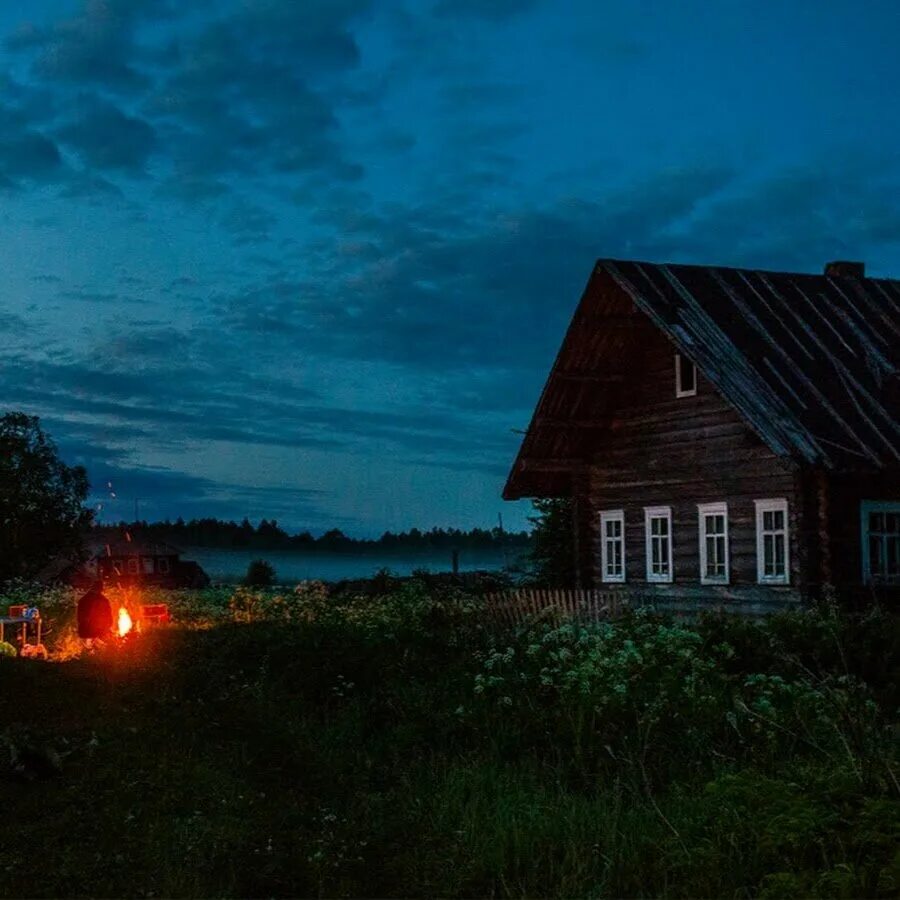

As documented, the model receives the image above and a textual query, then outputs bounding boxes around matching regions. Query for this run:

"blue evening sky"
[1,0,899,535]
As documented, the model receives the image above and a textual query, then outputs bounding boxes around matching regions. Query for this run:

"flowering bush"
[472,609,889,781]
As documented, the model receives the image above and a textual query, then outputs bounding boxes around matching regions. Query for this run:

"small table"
[0,615,42,649]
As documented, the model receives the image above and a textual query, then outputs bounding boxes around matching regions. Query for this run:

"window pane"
[763,510,774,531]
[679,356,696,392]
[774,534,785,574]
[887,537,899,577]
[886,513,899,534]
[764,534,774,574]
[870,512,884,533]
[870,535,883,575]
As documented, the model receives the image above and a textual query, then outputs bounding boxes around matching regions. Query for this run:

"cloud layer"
[2,0,900,533]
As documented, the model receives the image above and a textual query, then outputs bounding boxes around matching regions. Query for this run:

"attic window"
[675,354,697,397]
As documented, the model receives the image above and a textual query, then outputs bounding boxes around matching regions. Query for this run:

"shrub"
[243,559,276,587]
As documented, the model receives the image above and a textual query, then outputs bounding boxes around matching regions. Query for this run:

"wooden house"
[504,259,900,607]
[69,539,210,588]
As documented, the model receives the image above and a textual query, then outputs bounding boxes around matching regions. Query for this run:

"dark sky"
[1,1,899,535]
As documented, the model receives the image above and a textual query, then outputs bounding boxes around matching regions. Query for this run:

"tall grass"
[1,580,897,897]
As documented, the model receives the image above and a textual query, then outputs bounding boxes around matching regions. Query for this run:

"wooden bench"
[140,604,170,625]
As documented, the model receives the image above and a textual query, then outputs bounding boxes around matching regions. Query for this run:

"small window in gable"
[600,509,625,583]
[675,353,697,398]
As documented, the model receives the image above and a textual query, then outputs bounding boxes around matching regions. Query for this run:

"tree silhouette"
[0,412,91,583]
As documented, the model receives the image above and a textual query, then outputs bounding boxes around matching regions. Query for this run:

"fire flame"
[117,606,133,638]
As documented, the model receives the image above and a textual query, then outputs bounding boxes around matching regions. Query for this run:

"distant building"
[505,258,900,606]
[69,538,210,588]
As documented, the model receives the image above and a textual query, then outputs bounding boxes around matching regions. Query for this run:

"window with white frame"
[127,558,139,574]
[755,499,789,584]
[600,509,625,583]
[142,557,154,574]
[698,502,729,584]
[861,501,900,583]
[644,506,673,582]
[675,353,697,397]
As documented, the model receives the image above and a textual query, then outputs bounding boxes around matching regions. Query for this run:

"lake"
[185,547,513,584]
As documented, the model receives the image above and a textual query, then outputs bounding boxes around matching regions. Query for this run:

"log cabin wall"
[581,326,804,603]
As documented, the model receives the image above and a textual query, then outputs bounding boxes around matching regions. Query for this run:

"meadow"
[1,581,898,898]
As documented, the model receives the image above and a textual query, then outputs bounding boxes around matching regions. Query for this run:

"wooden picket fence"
[481,588,628,628]
[480,587,800,628]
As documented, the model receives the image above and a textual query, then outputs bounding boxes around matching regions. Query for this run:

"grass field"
[1,582,898,898]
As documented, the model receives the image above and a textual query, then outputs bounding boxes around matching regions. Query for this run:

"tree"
[0,412,92,584]
[528,498,575,586]
[243,558,276,587]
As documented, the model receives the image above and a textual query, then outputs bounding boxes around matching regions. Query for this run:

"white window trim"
[698,502,729,585]
[675,353,697,398]
[644,505,673,583]
[755,498,790,585]
[860,499,900,584]
[600,509,626,583]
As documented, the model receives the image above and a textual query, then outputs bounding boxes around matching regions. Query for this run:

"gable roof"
[504,259,900,500]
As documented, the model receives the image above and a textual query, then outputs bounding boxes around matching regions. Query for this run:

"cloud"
[433,0,541,20]
[6,0,173,93]
[56,97,158,174]
[223,164,735,373]
[5,0,373,210]
[0,105,66,186]
[49,424,333,528]
[142,2,370,183]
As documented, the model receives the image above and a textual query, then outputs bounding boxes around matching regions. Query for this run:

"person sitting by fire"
[77,578,113,645]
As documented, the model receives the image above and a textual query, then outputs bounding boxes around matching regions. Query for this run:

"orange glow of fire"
[117,606,134,638]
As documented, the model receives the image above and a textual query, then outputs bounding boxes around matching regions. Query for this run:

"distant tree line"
[91,517,533,557]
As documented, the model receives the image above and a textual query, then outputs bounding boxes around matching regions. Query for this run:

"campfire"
[117,606,134,638]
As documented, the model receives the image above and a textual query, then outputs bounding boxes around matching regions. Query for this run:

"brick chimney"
[824,260,865,279]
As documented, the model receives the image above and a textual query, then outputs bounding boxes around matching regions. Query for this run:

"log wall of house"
[580,326,804,603]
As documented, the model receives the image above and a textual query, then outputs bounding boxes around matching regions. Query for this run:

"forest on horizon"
[90,517,533,556]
